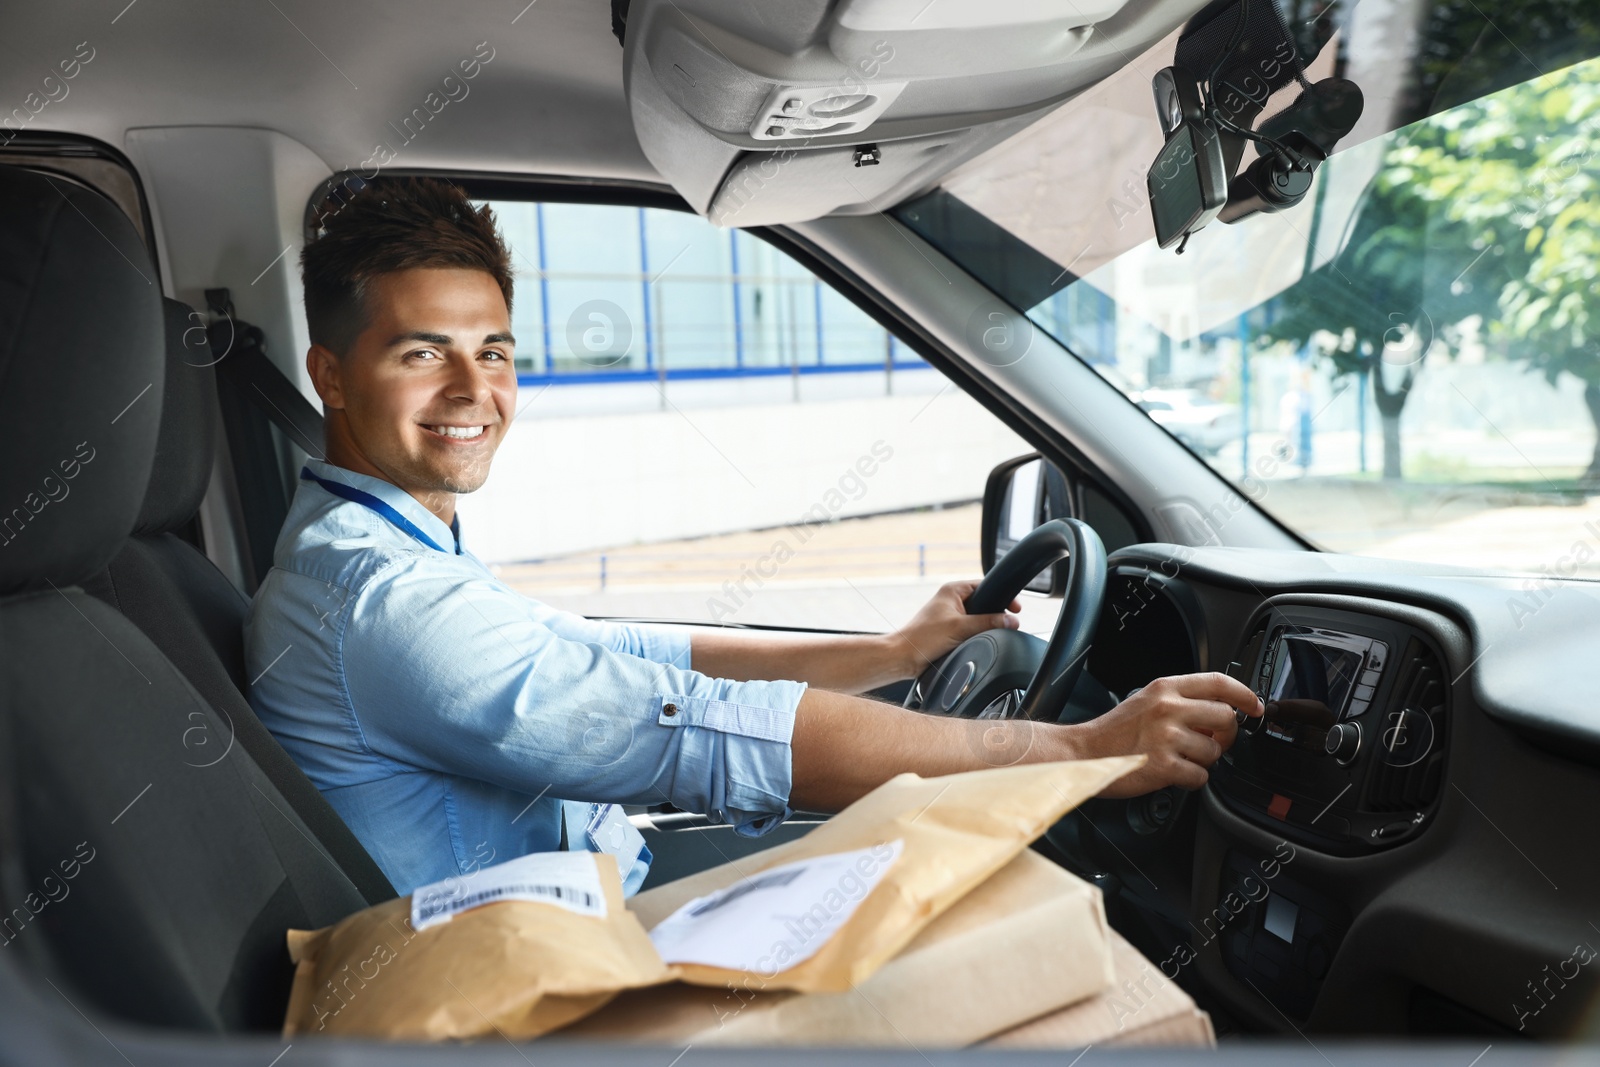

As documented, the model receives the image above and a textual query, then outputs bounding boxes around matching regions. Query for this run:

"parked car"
[1133,388,1243,456]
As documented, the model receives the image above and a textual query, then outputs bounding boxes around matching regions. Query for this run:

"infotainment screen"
[1267,635,1362,724]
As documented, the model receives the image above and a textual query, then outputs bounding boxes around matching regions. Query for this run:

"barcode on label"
[414,882,600,923]
[410,851,609,931]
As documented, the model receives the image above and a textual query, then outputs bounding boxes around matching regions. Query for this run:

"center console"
[1212,603,1449,855]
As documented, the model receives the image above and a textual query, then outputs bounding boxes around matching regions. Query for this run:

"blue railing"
[515,360,932,387]
[502,205,931,389]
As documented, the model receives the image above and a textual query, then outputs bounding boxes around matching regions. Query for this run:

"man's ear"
[306,344,347,410]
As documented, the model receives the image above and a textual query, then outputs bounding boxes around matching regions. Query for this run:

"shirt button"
[662,703,678,717]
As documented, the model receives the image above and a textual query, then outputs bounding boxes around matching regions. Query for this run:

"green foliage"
[1401,57,1600,385]
[1261,55,1599,384]
[1251,51,1600,478]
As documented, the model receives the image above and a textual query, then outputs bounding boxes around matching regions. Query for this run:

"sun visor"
[620,0,1215,227]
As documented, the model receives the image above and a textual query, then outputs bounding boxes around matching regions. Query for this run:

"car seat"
[0,164,371,1032]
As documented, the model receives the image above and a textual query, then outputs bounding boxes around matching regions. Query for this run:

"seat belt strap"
[205,288,325,458]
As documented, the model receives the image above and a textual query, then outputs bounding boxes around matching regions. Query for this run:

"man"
[245,178,1261,898]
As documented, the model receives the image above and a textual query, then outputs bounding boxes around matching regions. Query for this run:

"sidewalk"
[492,503,1071,634]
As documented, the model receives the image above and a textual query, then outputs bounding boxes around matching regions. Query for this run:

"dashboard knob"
[1238,693,1267,734]
[1324,721,1361,764]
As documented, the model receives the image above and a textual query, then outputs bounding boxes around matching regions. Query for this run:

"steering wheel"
[904,518,1108,722]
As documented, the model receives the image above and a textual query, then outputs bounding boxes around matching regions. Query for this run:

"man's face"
[311,267,517,503]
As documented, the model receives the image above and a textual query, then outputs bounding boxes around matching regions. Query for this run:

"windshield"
[912,0,1600,576]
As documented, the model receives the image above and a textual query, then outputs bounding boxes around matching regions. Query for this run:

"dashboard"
[1057,544,1600,1039]
[1218,604,1445,854]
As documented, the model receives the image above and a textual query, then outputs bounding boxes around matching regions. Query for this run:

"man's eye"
[407,349,441,361]
[482,350,508,361]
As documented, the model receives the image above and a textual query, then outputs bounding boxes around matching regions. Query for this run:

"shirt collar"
[302,458,463,555]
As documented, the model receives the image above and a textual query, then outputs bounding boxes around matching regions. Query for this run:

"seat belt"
[204,288,325,458]
[202,289,325,587]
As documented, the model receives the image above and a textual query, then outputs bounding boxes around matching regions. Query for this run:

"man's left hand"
[891,579,1021,677]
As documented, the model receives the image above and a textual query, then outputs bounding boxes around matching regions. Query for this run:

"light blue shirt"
[244,459,806,898]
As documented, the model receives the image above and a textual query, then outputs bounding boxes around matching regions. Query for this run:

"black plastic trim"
[0,130,158,268]
[895,189,1077,309]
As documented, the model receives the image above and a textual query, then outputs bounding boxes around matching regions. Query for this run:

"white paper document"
[410,851,607,931]
[647,840,905,972]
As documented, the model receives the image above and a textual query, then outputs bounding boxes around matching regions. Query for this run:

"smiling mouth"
[421,423,489,441]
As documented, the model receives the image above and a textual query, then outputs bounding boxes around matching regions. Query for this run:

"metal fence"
[494,203,931,386]
[494,541,979,592]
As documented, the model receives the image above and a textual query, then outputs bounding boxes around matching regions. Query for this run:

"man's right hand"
[788,670,1263,813]
[1064,672,1264,797]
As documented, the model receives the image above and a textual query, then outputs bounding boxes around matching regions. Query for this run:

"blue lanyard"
[300,466,457,554]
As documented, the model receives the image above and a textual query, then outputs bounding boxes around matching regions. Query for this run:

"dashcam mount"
[1145,0,1362,252]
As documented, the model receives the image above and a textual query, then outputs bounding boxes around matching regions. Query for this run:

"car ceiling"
[0,0,657,183]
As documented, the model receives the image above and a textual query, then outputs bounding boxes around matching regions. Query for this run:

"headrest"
[134,300,219,536]
[0,166,163,594]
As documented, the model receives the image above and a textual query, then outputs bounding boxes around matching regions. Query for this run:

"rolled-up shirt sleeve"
[522,598,693,671]
[338,555,802,834]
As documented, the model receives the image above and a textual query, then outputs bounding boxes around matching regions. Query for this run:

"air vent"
[1363,637,1447,812]
[1088,569,1199,696]
[1229,621,1269,687]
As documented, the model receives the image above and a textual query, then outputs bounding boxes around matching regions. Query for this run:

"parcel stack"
[280,755,1214,1047]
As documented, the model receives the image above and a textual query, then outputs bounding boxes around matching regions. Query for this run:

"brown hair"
[300,177,513,355]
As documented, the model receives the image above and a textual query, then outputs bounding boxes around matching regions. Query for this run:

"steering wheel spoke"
[905,519,1108,722]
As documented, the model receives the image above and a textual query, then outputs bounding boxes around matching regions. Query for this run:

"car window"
[458,201,1032,633]
[919,1,1600,576]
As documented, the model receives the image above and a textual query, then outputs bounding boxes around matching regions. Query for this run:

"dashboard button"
[1353,684,1375,702]
[1367,642,1387,670]
[1360,668,1381,688]
[1347,698,1369,716]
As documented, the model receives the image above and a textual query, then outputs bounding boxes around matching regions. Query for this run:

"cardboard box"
[984,929,1215,1048]
[556,848,1116,1047]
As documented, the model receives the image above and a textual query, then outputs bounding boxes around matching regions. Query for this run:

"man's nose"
[444,355,496,404]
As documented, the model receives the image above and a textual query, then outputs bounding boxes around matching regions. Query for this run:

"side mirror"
[980,453,1073,596]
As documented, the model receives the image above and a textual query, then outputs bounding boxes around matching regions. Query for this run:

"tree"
[1393,57,1600,481]
[1256,50,1600,482]
[1248,0,1600,482]
[1254,144,1486,479]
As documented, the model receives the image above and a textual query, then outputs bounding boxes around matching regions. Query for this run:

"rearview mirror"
[981,453,1072,596]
